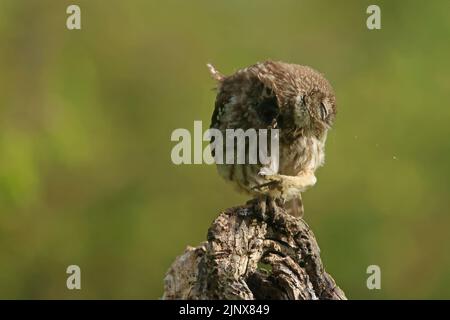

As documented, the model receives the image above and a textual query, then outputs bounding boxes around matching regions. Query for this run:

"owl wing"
[209,86,229,129]
[210,69,279,130]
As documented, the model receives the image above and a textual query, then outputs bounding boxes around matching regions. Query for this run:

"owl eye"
[319,102,328,120]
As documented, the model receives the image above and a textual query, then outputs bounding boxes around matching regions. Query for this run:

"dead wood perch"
[163,199,346,300]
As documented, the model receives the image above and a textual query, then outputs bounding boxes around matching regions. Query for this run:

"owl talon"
[253,173,317,199]
[253,196,278,220]
[251,179,280,192]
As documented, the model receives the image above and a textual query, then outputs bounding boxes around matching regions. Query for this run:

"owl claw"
[253,195,279,221]
[263,174,284,185]
[252,174,283,192]
[253,172,316,196]
[252,182,274,192]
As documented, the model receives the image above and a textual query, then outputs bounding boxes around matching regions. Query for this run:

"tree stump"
[163,199,346,300]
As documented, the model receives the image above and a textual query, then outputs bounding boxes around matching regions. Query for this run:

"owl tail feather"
[207,63,224,82]
[285,194,304,218]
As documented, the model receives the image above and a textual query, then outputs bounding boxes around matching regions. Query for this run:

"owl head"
[208,61,336,134]
[259,61,337,133]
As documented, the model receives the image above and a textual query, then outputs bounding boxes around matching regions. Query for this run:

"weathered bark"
[163,199,346,300]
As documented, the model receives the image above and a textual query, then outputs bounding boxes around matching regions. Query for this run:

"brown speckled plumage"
[208,61,336,217]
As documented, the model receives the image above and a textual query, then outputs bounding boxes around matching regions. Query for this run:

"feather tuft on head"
[207,63,224,82]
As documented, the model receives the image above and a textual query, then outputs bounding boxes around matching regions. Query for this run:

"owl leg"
[251,195,280,220]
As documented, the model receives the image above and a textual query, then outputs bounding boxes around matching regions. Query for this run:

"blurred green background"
[0,0,449,299]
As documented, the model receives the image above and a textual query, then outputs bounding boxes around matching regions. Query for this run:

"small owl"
[208,61,336,217]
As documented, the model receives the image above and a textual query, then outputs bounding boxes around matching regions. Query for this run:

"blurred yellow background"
[0,0,449,299]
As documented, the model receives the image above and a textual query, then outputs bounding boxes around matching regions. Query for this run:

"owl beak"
[297,95,306,108]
